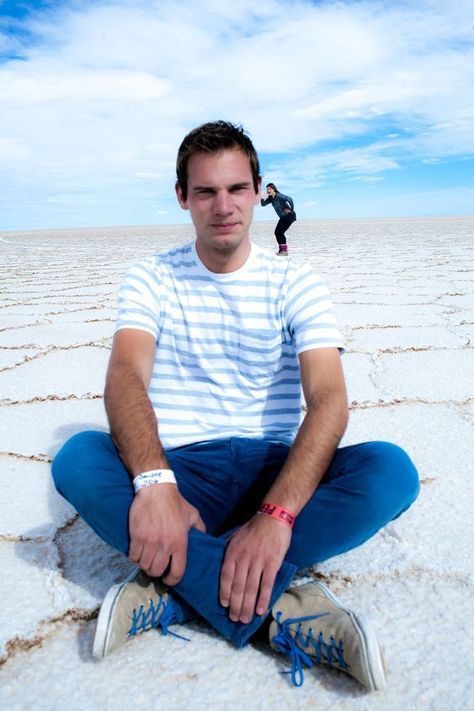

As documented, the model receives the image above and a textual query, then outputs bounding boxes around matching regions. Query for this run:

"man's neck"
[194,240,251,274]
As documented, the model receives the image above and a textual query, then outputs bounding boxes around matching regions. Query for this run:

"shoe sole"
[310,580,387,691]
[92,569,139,659]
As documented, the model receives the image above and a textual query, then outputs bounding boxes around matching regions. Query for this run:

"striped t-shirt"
[116,241,343,449]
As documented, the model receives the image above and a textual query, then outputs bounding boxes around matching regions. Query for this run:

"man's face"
[176,148,260,269]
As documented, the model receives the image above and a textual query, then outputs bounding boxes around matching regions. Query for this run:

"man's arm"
[105,329,205,584]
[105,328,166,475]
[219,347,348,623]
[263,347,348,513]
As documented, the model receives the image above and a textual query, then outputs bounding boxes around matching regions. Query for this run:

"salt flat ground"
[0,217,473,711]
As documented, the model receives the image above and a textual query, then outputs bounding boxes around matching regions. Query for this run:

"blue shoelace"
[128,595,187,640]
[271,611,349,687]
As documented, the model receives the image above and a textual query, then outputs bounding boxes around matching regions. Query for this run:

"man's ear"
[254,177,262,204]
[175,182,188,210]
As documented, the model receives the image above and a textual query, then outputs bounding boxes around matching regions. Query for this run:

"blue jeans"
[51,433,419,648]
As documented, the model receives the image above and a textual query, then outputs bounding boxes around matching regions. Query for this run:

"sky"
[1,0,473,231]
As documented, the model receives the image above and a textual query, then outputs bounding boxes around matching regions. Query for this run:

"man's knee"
[51,430,112,496]
[364,441,420,515]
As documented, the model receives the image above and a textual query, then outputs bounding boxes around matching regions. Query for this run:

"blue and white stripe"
[116,241,343,448]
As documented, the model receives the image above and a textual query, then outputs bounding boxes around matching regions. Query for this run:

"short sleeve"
[115,260,161,339]
[284,264,344,354]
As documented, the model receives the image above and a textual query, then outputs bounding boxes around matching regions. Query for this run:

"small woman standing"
[260,182,296,256]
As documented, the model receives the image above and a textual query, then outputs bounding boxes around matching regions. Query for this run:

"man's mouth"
[211,222,238,231]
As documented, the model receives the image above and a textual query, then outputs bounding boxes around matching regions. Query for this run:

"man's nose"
[213,190,232,214]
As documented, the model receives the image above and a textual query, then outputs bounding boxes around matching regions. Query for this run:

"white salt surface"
[0,457,75,537]
[0,347,110,401]
[1,218,473,710]
[0,320,113,348]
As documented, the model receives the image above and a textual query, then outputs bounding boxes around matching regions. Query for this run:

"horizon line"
[2,214,474,235]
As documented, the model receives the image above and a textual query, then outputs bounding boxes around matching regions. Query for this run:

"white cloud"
[0,67,169,101]
[260,143,402,193]
[0,136,30,161]
[334,151,399,175]
[293,73,439,122]
[351,175,384,183]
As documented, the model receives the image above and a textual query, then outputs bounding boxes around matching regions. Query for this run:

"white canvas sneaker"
[92,569,179,658]
[269,580,386,690]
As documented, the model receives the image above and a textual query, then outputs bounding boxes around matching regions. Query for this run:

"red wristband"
[258,502,295,529]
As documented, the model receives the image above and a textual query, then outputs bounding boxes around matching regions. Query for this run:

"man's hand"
[128,484,205,585]
[219,514,291,623]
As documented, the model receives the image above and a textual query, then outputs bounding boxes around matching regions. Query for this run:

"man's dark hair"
[176,120,261,199]
[266,182,278,192]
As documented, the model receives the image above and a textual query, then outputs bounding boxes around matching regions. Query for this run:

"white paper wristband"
[133,469,177,493]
